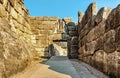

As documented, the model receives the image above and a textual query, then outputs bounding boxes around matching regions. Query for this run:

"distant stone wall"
[30,16,65,57]
[0,0,37,78]
[66,23,78,58]
[78,2,120,77]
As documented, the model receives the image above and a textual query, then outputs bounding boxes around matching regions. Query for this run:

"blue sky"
[24,0,120,22]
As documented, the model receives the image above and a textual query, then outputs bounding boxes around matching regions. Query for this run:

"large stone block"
[104,30,116,53]
[10,7,18,20]
[9,0,15,7]
[92,50,107,72]
[69,30,77,36]
[106,4,120,31]
[14,1,22,14]
[107,52,119,76]
[78,11,83,23]
[0,0,3,4]
[115,27,120,52]
[0,3,7,17]
[81,2,97,27]
[68,26,76,31]
[49,17,58,21]
[71,36,78,45]
[85,41,97,55]
[95,7,111,24]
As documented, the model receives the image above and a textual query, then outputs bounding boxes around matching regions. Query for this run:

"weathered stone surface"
[92,50,107,72]
[71,36,78,45]
[0,0,3,4]
[69,31,77,36]
[68,26,76,31]
[85,41,97,55]
[81,2,97,28]
[9,0,15,7]
[104,30,116,53]
[95,7,111,24]
[115,27,120,52]
[0,3,7,17]
[78,3,120,78]
[0,18,36,78]
[106,4,120,31]
[78,11,83,23]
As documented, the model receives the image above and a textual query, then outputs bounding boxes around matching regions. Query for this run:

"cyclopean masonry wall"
[0,0,38,78]
[78,2,120,77]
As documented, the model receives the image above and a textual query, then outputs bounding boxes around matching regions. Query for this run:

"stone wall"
[0,0,37,78]
[67,23,78,58]
[30,16,65,57]
[0,0,71,77]
[78,2,120,77]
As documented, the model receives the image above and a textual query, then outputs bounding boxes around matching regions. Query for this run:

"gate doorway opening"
[52,40,68,56]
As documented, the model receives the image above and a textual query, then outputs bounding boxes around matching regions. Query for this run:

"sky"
[24,0,120,22]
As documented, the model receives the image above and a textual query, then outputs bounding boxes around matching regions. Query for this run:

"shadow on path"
[42,56,80,78]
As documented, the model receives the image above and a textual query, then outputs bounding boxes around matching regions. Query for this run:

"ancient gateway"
[0,0,119,78]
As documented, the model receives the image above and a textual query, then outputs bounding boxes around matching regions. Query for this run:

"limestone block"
[39,30,53,35]
[63,18,72,23]
[78,11,83,23]
[52,34,62,40]
[35,16,43,21]
[78,45,86,55]
[71,45,78,54]
[115,27,120,52]
[85,41,97,55]
[17,14,24,24]
[104,30,116,53]
[95,36,104,51]
[106,5,120,31]
[49,17,58,21]
[0,59,5,78]
[32,29,40,35]
[69,30,77,36]
[107,52,119,76]
[82,2,97,27]
[36,35,48,40]
[0,3,7,17]
[36,40,49,46]
[94,21,105,37]
[0,0,3,4]
[86,28,96,42]
[12,19,19,29]
[81,36,87,47]
[5,0,11,13]
[14,2,22,14]
[35,48,45,52]
[0,18,36,78]
[79,23,91,39]
[10,7,18,20]
[9,19,17,33]
[42,16,49,21]
[3,0,8,7]
[95,7,111,24]
[9,0,15,7]
[68,26,76,31]
[71,36,78,45]
[48,35,54,40]
[92,50,107,72]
